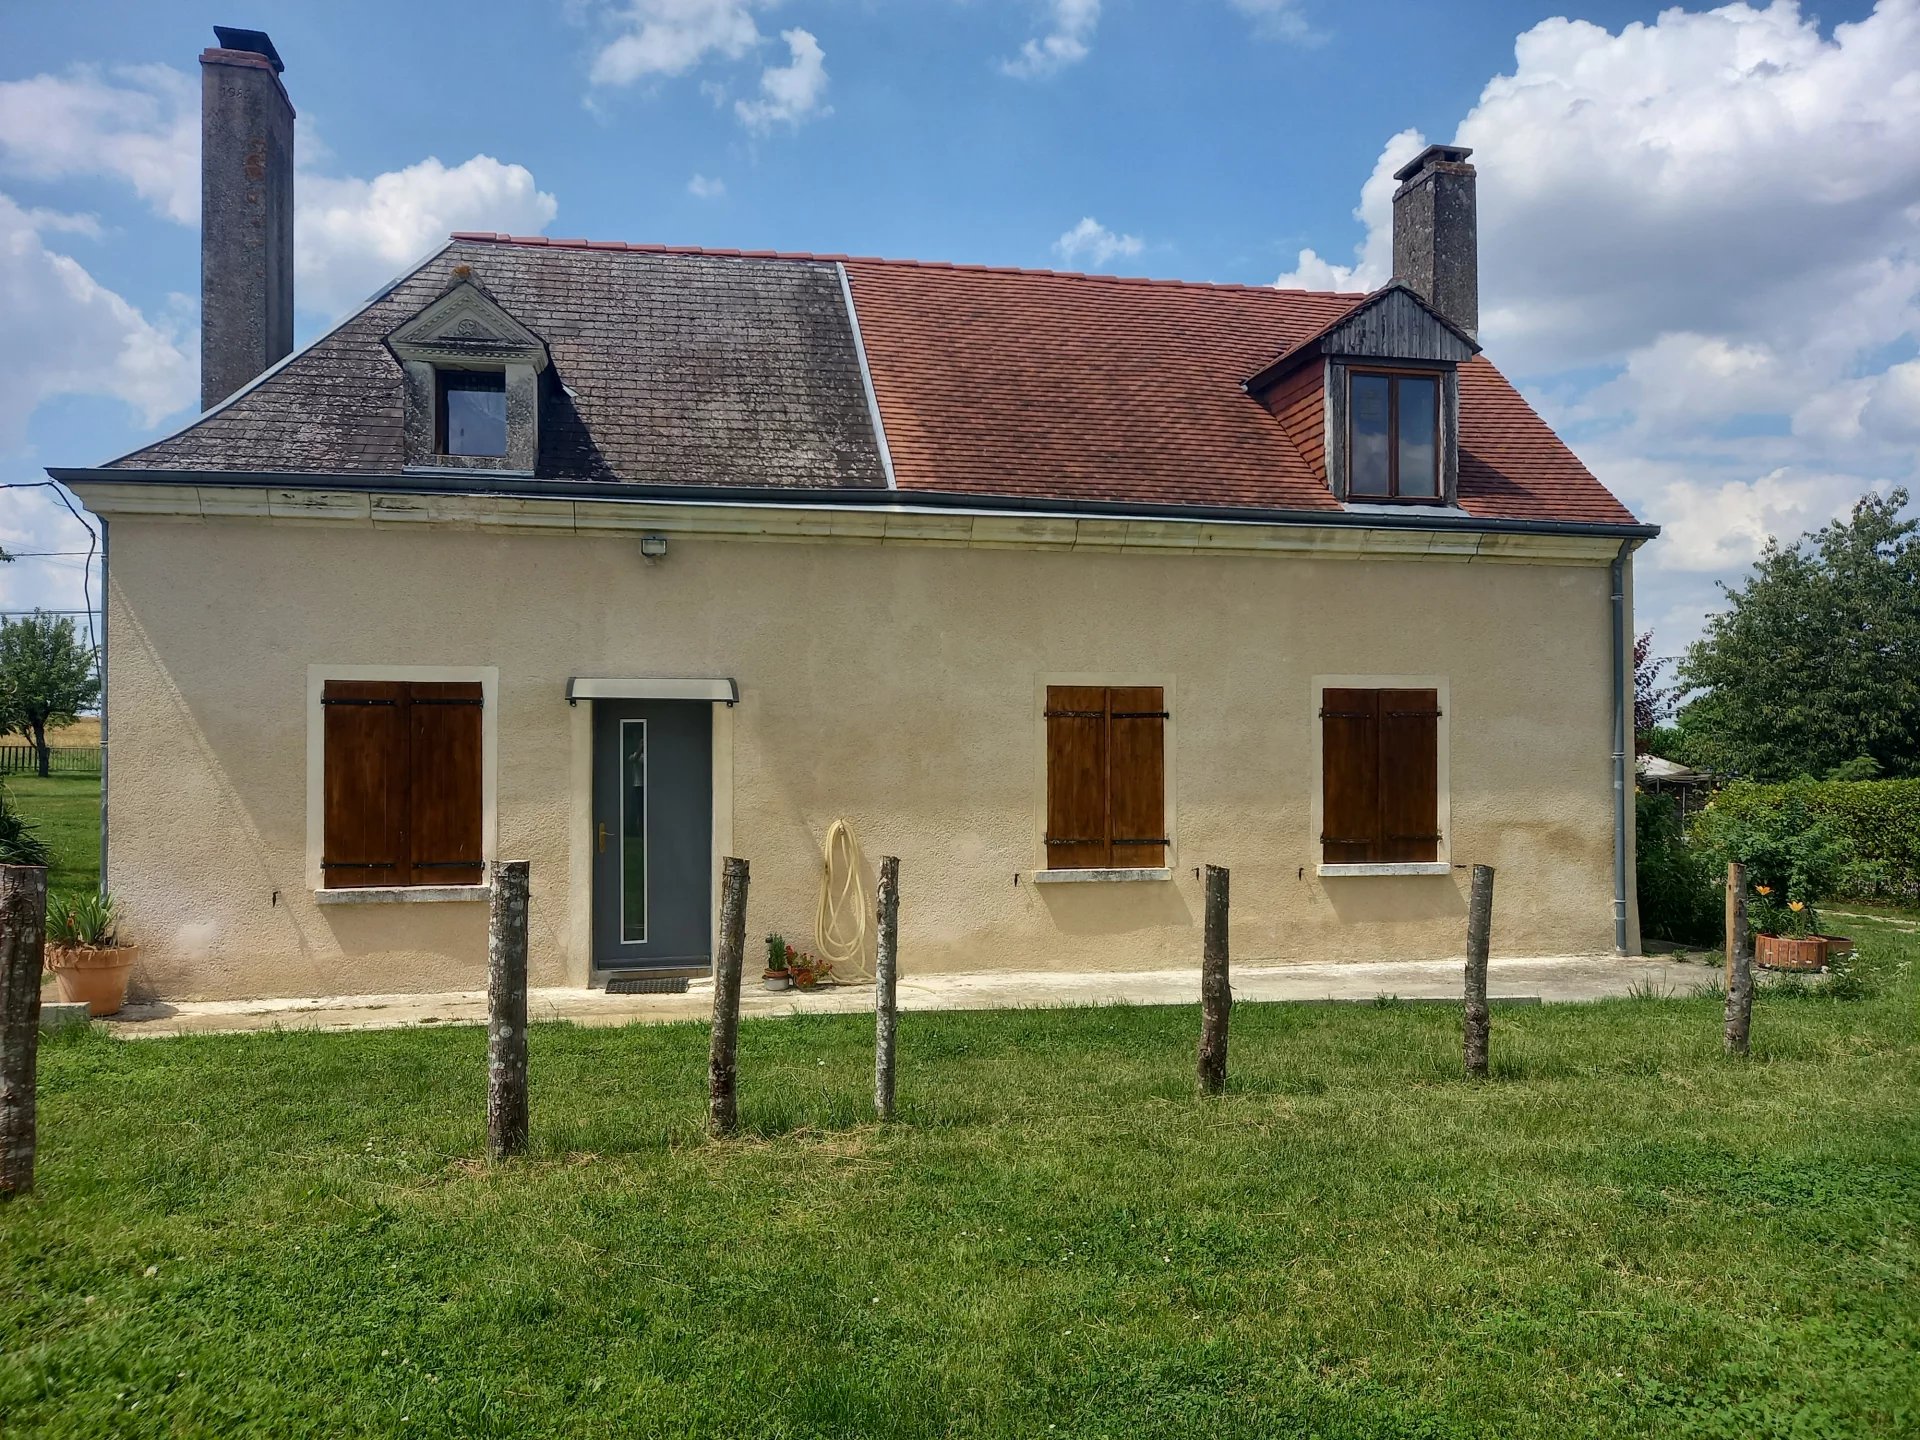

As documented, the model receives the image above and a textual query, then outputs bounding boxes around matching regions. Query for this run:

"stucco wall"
[102,520,1632,1000]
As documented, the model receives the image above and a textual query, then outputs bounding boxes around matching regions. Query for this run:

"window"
[436,370,508,458]
[322,679,484,887]
[1320,688,1441,864]
[1349,371,1439,500]
[1045,686,1166,869]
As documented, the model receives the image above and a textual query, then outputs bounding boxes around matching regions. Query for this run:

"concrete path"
[104,952,1710,1040]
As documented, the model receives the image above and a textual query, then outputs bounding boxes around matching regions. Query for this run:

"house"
[52,30,1655,1002]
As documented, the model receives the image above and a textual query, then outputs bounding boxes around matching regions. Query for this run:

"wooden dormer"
[1248,283,1481,507]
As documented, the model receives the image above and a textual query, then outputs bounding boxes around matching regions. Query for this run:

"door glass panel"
[1349,373,1391,496]
[621,719,647,942]
[1397,376,1439,498]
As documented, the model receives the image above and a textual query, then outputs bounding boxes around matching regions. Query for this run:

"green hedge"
[1697,779,1920,902]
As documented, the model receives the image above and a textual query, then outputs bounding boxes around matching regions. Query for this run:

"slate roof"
[109,233,1640,528]
[114,240,889,490]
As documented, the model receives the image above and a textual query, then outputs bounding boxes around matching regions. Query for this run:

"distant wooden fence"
[0,746,100,777]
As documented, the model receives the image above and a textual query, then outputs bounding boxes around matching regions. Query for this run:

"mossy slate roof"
[110,234,1639,526]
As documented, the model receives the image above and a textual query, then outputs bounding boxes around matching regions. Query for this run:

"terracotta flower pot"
[1754,933,1825,973]
[46,943,138,1016]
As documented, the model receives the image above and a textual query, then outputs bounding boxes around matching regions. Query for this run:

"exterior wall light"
[639,535,669,560]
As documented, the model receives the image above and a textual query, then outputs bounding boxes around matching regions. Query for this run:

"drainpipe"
[97,517,109,894]
[1610,539,1631,955]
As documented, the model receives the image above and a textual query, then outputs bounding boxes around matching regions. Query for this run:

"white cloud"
[1282,0,1920,655]
[1053,217,1144,269]
[1003,0,1101,79]
[1274,129,1422,292]
[687,173,727,199]
[1227,0,1318,43]
[734,29,831,132]
[0,193,193,449]
[0,65,559,321]
[297,156,557,316]
[590,0,764,86]
[0,64,197,223]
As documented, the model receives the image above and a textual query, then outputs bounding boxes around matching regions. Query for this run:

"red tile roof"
[419,235,1644,526]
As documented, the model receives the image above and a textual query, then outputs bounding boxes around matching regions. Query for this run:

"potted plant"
[763,933,792,991]
[44,890,137,1016]
[791,950,833,990]
[1749,886,1826,972]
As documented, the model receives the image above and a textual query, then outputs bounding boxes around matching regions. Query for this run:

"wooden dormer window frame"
[1347,366,1441,502]
[1323,359,1460,507]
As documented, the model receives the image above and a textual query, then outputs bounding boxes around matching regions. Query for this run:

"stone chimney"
[1391,143,1476,339]
[200,26,293,411]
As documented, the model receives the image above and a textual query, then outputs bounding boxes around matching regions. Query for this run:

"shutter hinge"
[413,859,485,869]
[1043,709,1105,719]
[1111,711,1170,719]
[321,698,398,707]
[1113,837,1170,846]
[320,860,392,870]
[412,697,484,707]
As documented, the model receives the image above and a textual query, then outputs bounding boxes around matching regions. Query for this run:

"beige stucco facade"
[79,483,1640,1001]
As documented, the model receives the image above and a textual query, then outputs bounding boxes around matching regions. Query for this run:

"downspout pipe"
[98,517,109,895]
[1610,538,1631,955]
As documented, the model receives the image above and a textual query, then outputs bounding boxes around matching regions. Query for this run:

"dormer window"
[1244,282,1480,511]
[437,370,509,457]
[386,273,549,475]
[1349,371,1439,501]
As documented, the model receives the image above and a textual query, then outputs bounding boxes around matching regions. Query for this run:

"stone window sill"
[1031,867,1174,885]
[314,885,491,906]
[1316,863,1452,878]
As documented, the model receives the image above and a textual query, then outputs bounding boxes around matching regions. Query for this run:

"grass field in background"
[4,772,99,894]
[1,914,1914,1437]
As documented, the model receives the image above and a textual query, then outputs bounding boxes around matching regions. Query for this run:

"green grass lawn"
[4,772,99,893]
[1,921,1916,1438]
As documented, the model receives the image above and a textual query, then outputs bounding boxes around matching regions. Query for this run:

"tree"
[1633,629,1674,750]
[1676,489,1920,781]
[0,613,100,777]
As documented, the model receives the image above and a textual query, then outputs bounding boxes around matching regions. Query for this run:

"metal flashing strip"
[837,262,898,490]
[567,677,739,705]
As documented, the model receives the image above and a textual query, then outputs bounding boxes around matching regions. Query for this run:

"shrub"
[1698,778,1920,903]
[1693,784,1845,935]
[0,782,49,866]
[1634,792,1721,945]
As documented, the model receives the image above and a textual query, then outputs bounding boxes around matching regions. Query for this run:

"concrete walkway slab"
[105,953,1709,1040]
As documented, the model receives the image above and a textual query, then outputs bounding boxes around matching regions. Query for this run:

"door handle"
[598,822,609,854]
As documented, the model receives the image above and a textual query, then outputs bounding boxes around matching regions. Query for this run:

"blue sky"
[2,0,1917,669]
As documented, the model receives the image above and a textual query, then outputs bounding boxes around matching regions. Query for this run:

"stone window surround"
[386,281,549,478]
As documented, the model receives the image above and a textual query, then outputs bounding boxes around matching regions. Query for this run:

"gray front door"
[591,700,713,972]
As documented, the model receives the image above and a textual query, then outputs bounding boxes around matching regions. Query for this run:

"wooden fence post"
[486,861,531,1161]
[1464,864,1494,1079]
[874,855,900,1122]
[1,865,48,1198]
[1724,861,1752,1056]
[1197,864,1231,1096]
[708,857,750,1138]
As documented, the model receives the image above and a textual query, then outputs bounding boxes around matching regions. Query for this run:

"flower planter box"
[1753,933,1826,972]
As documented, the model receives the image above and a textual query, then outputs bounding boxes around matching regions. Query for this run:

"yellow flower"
[1789,901,1806,912]
[1755,885,1772,895]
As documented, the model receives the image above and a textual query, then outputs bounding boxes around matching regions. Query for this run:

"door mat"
[604,974,692,995]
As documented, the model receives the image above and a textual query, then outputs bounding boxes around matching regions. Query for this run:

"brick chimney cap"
[211,26,284,73]
[1393,143,1473,183]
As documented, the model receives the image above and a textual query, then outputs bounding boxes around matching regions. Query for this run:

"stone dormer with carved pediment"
[385,272,550,475]
[1248,283,1481,509]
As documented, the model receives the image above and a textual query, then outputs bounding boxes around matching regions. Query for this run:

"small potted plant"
[1751,885,1826,972]
[763,933,792,991]
[44,890,137,1016]
[791,950,833,990]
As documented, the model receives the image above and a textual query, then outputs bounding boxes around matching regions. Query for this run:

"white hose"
[814,817,873,983]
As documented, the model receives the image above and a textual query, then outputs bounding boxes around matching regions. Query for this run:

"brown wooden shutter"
[1108,686,1166,867]
[322,680,407,888]
[408,682,485,886]
[1377,688,1440,862]
[1046,685,1110,869]
[1321,687,1381,864]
